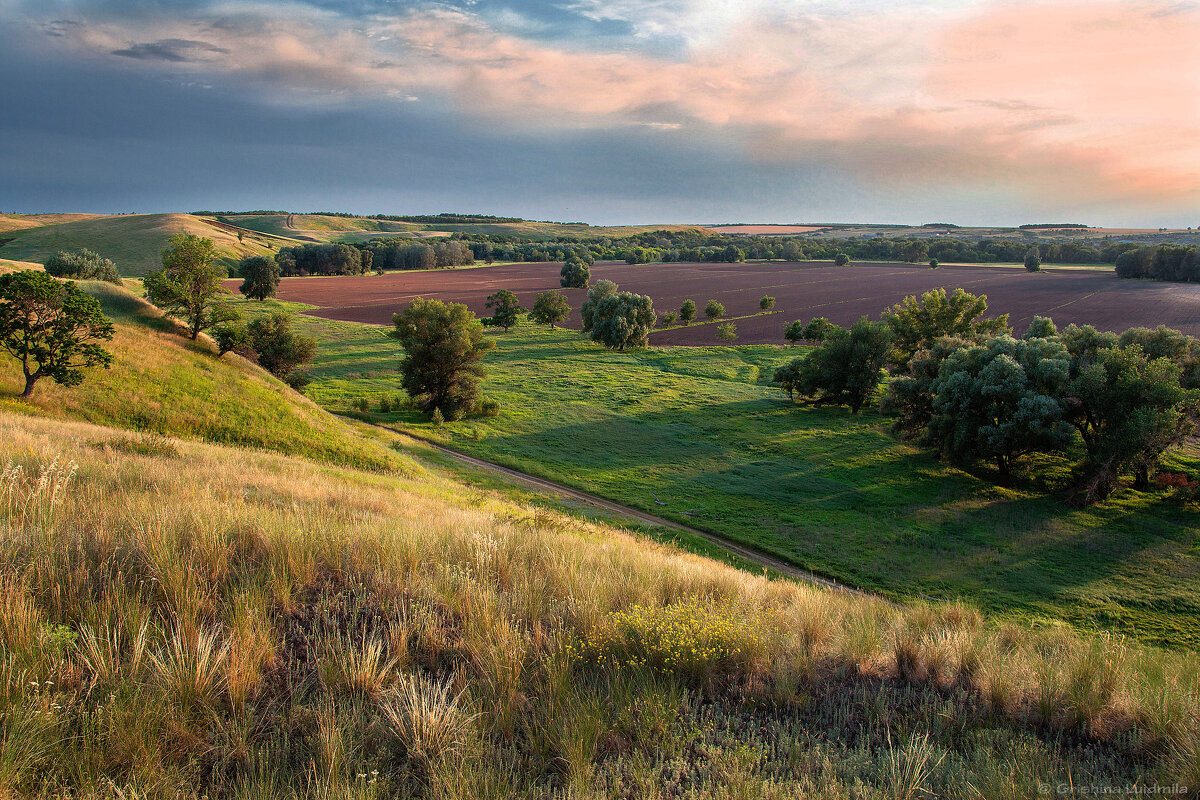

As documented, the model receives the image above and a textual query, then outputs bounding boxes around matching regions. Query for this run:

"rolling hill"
[0,213,297,276]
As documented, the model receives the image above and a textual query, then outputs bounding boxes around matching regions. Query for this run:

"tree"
[704,300,725,320]
[883,287,1010,371]
[581,280,619,331]
[560,257,590,288]
[43,249,121,284]
[833,252,851,267]
[660,312,678,327]
[1024,246,1042,272]
[717,322,737,343]
[391,298,494,420]
[928,259,939,269]
[212,322,250,355]
[784,320,805,345]
[589,291,655,351]
[759,295,775,311]
[0,270,114,398]
[1023,316,1058,340]
[801,317,838,343]
[680,299,697,325]
[144,235,238,340]
[238,255,281,301]
[777,318,893,413]
[247,313,316,382]
[922,335,1073,483]
[1066,345,1197,501]
[530,290,571,327]
[773,359,803,400]
[483,289,525,332]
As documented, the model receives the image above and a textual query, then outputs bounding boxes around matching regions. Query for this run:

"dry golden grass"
[0,410,1197,796]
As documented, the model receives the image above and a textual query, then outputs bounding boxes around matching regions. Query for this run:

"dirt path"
[395,428,870,598]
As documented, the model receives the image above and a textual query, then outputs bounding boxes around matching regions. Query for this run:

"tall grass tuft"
[380,674,478,774]
[150,627,229,716]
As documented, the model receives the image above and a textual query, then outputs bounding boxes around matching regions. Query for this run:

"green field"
[231,298,1200,649]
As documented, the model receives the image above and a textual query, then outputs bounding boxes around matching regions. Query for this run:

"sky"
[1,0,1198,226]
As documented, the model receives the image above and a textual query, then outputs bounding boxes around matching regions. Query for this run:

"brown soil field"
[705,225,825,235]
[253,261,1200,346]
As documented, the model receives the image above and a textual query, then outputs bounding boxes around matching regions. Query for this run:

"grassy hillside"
[2,410,1198,797]
[239,303,1200,650]
[0,214,295,276]
[0,280,397,471]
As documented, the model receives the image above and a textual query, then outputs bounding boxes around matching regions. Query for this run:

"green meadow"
[235,297,1200,650]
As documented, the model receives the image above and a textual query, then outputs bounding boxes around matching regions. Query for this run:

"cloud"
[111,38,230,62]
[21,0,1200,211]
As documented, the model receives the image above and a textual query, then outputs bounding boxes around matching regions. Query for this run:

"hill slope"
[0,280,396,470]
[0,214,295,276]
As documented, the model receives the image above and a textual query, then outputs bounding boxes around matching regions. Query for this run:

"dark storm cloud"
[111,38,229,62]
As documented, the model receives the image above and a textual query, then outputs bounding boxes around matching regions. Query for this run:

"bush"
[680,299,697,324]
[784,320,805,345]
[212,322,250,356]
[1025,247,1042,272]
[660,312,678,327]
[43,249,122,284]
[929,259,939,269]
[759,295,775,311]
[717,322,737,342]
[834,252,851,267]
[475,398,501,417]
[704,300,724,320]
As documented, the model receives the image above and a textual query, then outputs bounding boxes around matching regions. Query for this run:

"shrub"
[475,398,501,417]
[717,322,737,342]
[248,313,316,381]
[784,320,805,345]
[212,322,250,356]
[43,249,121,284]
[928,259,939,269]
[759,295,775,311]
[679,299,697,324]
[704,300,724,320]
[834,252,851,266]
[1025,247,1042,272]
[660,312,678,327]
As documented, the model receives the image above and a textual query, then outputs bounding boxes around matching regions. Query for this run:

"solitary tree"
[928,259,939,269]
[391,298,495,420]
[833,252,851,267]
[1024,246,1042,272]
[680,299,697,324]
[0,270,114,398]
[144,234,238,339]
[775,318,892,413]
[883,287,1009,371]
[704,300,725,320]
[581,280,619,331]
[589,291,655,351]
[801,317,838,343]
[484,289,525,332]
[560,257,590,289]
[717,322,737,343]
[247,312,317,384]
[238,255,281,301]
[530,290,571,328]
[759,295,775,311]
[784,319,805,345]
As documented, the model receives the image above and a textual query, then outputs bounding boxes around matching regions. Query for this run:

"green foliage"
[922,335,1074,482]
[211,322,250,355]
[717,322,737,343]
[704,300,725,320]
[144,234,238,340]
[1023,316,1058,340]
[778,318,893,413]
[391,298,494,420]
[529,289,571,328]
[1025,247,1042,272]
[1067,344,1198,502]
[0,271,114,397]
[928,259,939,269]
[759,295,775,311]
[580,280,619,332]
[883,288,1010,371]
[483,289,526,332]
[833,252,851,267]
[589,291,656,351]
[783,319,805,345]
[237,255,281,301]
[679,299,697,324]
[431,406,444,426]
[559,256,590,288]
[247,313,317,380]
[660,311,678,327]
[801,317,837,343]
[43,249,121,284]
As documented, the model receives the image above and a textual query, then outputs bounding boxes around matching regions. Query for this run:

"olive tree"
[0,270,114,397]
[581,280,619,332]
[43,249,122,284]
[391,298,494,420]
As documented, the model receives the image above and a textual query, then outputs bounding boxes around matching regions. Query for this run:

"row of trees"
[276,243,370,277]
[43,249,122,284]
[366,239,475,271]
[1115,245,1200,282]
[772,288,1199,502]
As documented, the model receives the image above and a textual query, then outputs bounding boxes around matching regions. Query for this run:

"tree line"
[772,288,1199,504]
[1114,245,1200,282]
